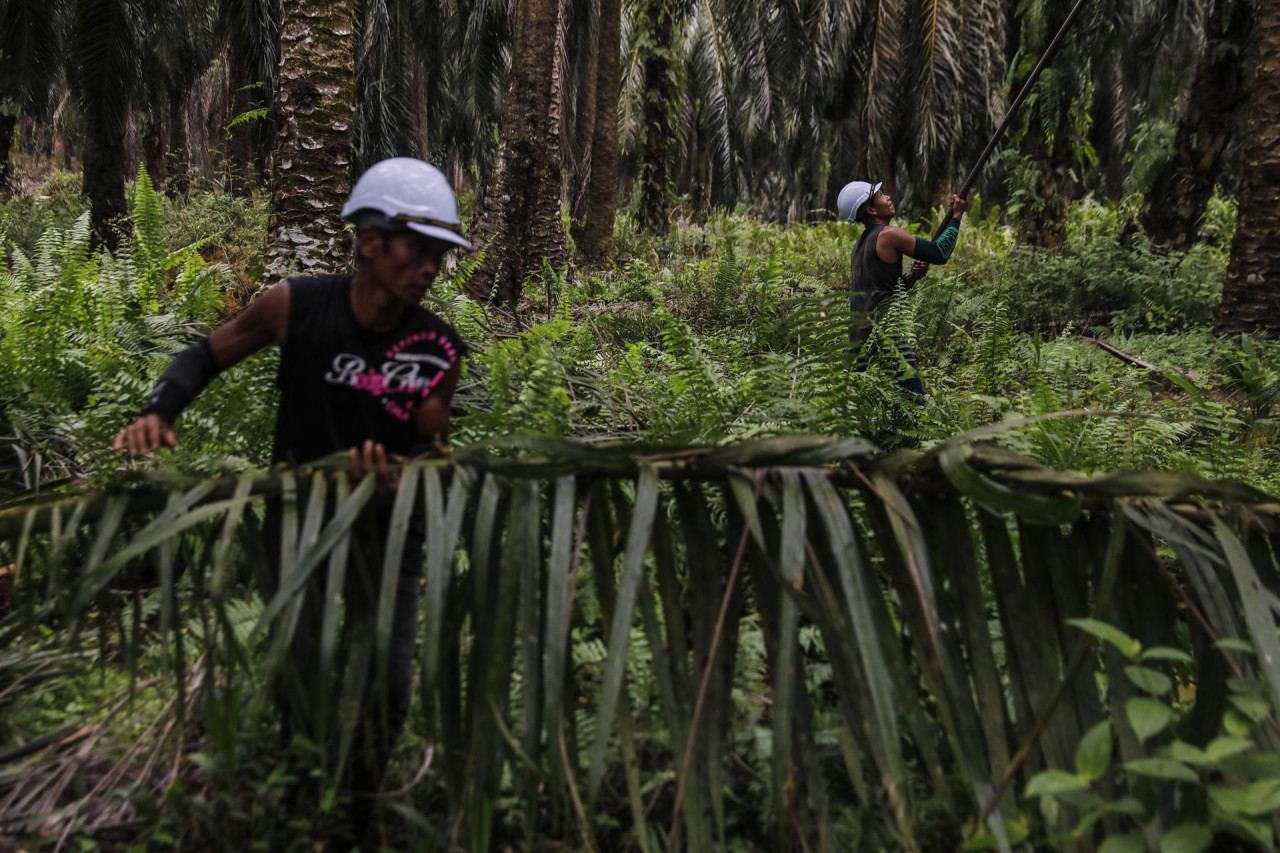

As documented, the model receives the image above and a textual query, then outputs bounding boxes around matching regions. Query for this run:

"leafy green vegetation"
[2,176,1278,852]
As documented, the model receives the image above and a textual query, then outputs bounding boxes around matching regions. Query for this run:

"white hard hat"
[342,157,472,250]
[837,180,882,223]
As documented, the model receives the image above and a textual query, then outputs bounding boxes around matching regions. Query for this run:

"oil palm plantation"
[0,0,68,194]
[1218,0,1280,333]
[464,0,569,304]
[1144,0,1254,247]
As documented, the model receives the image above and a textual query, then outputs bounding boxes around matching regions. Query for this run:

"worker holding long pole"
[838,0,1091,398]
[839,182,969,395]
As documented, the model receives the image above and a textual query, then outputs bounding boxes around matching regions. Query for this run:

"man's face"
[867,190,895,220]
[361,230,451,304]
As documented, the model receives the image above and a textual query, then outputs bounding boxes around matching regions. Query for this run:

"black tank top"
[849,225,903,316]
[272,275,467,465]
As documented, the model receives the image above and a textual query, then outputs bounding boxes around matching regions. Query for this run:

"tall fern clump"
[0,168,278,479]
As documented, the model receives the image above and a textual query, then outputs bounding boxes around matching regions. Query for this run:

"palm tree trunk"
[1027,112,1072,248]
[81,119,129,252]
[142,116,167,190]
[167,88,189,198]
[1143,0,1254,248]
[0,113,17,195]
[1217,0,1280,334]
[264,0,356,281]
[571,0,620,265]
[73,0,138,251]
[465,0,568,304]
[569,0,600,221]
[73,0,136,253]
[227,43,259,197]
[633,0,684,233]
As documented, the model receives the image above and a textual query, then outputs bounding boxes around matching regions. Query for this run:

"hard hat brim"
[404,220,473,251]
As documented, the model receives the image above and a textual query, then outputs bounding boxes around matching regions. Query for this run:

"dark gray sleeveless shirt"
[849,225,904,316]
[272,275,466,465]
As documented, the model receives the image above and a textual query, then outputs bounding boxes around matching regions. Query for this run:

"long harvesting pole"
[934,0,1092,236]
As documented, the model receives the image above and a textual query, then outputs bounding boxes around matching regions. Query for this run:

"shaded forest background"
[1,0,1277,328]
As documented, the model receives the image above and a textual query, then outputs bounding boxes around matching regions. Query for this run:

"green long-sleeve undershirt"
[911,217,961,264]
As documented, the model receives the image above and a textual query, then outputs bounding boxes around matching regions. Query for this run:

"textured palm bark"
[142,117,167,190]
[571,0,620,265]
[1143,0,1254,248]
[568,0,600,216]
[264,0,355,281]
[166,89,189,198]
[73,0,136,252]
[465,0,568,304]
[227,45,260,197]
[1027,106,1072,248]
[1218,0,1280,334]
[0,113,17,194]
[633,0,682,233]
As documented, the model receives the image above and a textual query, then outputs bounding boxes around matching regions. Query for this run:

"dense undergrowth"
[1,172,1278,852]
[2,170,1274,494]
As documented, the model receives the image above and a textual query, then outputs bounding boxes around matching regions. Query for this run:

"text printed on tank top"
[322,329,459,422]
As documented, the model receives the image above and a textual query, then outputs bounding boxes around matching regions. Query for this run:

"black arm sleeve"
[910,217,961,265]
[140,338,222,424]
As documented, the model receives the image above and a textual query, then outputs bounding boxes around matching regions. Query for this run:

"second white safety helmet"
[836,180,883,223]
[341,157,473,250]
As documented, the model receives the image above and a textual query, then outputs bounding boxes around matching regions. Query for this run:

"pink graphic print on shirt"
[323,330,460,422]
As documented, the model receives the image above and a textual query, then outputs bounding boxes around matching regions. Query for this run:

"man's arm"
[875,194,970,265]
[114,281,290,456]
[346,360,462,493]
[411,360,462,455]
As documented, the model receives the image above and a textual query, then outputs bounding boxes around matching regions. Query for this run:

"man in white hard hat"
[113,157,471,841]
[837,180,969,395]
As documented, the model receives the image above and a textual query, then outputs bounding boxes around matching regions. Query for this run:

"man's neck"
[349,270,406,332]
[866,215,892,228]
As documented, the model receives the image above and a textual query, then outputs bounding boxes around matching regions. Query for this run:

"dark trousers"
[851,323,926,397]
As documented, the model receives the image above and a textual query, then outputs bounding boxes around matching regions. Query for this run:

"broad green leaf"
[588,465,660,795]
[1123,758,1198,783]
[1212,518,1280,723]
[1228,694,1271,724]
[1075,721,1112,780]
[961,816,1029,851]
[1039,792,1060,824]
[771,470,804,834]
[1066,618,1141,659]
[938,442,1081,525]
[1110,796,1147,816]
[1208,779,1280,816]
[1099,834,1146,853]
[1125,665,1173,696]
[1204,736,1253,762]
[255,474,376,632]
[801,471,908,818]
[1161,740,1209,765]
[1140,647,1193,665]
[375,465,422,697]
[1215,638,1256,654]
[1159,823,1210,853]
[1226,677,1262,694]
[541,476,578,757]
[1223,709,1254,736]
[317,473,352,737]
[1218,752,1280,778]
[1126,698,1173,742]
[1025,770,1088,798]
